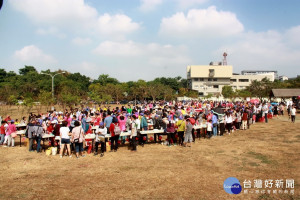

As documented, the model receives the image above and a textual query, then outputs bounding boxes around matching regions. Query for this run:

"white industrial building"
[187,56,275,96]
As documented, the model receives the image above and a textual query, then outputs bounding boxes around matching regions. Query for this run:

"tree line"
[1,66,299,110]
[0,66,197,109]
[222,77,300,101]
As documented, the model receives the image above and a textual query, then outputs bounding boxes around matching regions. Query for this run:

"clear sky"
[0,0,300,82]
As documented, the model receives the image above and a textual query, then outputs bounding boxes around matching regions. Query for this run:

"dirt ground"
[0,112,300,199]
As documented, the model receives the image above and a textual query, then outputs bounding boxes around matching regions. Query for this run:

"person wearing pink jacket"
[3,120,17,147]
[118,115,127,144]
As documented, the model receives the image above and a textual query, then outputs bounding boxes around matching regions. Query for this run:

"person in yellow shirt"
[181,109,186,116]
[176,116,186,146]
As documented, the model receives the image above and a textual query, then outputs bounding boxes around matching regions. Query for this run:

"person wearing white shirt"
[135,117,141,130]
[225,112,233,134]
[59,121,72,158]
[94,122,107,157]
[262,103,269,123]
[291,105,297,123]
[130,115,138,151]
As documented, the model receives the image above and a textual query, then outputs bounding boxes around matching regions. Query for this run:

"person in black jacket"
[153,114,162,143]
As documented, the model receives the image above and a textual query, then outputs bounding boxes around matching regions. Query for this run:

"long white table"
[16,130,26,147]
[16,124,27,128]
[52,125,205,151]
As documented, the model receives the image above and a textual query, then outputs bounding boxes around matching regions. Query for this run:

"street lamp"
[41,71,65,99]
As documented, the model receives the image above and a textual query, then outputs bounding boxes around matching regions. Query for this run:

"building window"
[239,79,249,82]
[213,78,218,81]
[208,78,212,81]
[199,78,204,81]
[230,79,237,82]
[194,85,198,88]
[194,78,198,81]
[199,92,204,96]
[209,69,215,77]
[213,85,219,88]
[207,85,212,88]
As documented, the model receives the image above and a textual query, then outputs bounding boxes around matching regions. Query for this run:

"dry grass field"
[0,106,300,200]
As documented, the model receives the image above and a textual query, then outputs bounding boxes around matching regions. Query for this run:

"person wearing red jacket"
[0,121,6,145]
[109,117,120,152]
[241,110,248,130]
[47,121,55,146]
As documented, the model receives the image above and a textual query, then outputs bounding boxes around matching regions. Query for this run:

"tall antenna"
[223,52,227,65]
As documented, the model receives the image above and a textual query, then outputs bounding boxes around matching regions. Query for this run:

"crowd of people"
[0,100,297,158]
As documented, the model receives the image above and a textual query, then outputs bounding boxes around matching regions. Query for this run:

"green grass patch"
[215,150,225,154]
[247,151,273,164]
[278,194,300,200]
[295,135,300,140]
[257,194,274,200]
[283,140,294,144]
[248,162,260,167]
[236,167,244,172]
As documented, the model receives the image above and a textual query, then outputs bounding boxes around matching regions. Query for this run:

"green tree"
[88,83,113,104]
[7,95,18,106]
[147,81,162,101]
[38,91,54,111]
[23,97,34,114]
[105,83,124,102]
[96,74,119,86]
[0,69,7,82]
[67,72,91,91]
[236,89,252,99]
[19,66,37,75]
[247,78,272,101]
[160,85,174,101]
[60,93,80,111]
[186,90,199,98]
[222,86,234,99]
